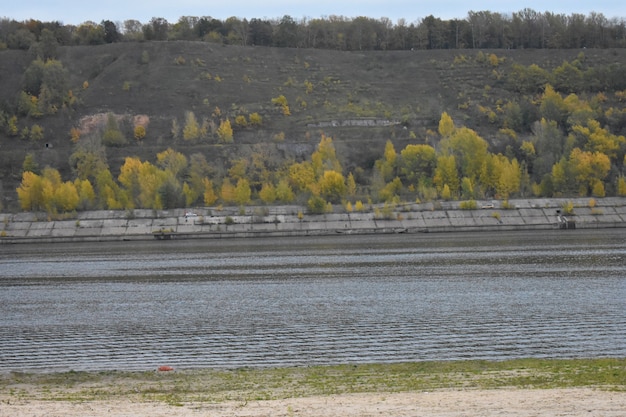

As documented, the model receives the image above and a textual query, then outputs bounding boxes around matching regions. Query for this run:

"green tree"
[22,153,40,174]
[102,113,126,146]
[399,144,436,185]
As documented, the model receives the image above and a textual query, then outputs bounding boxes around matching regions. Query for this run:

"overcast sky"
[3,0,625,25]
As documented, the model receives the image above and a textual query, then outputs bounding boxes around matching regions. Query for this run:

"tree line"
[1,9,626,52]
[16,104,626,217]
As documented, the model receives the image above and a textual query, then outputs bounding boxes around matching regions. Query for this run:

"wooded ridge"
[1,36,625,216]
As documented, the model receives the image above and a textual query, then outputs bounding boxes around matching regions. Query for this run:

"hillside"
[1,43,626,211]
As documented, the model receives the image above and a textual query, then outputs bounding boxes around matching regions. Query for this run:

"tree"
[156,148,188,179]
[217,119,233,143]
[203,178,218,206]
[438,112,455,137]
[275,178,295,203]
[318,170,346,203]
[17,171,44,211]
[375,140,397,182]
[22,153,39,174]
[74,178,96,210]
[220,178,236,204]
[234,178,251,205]
[101,20,120,43]
[568,148,611,195]
[496,157,521,199]
[54,181,79,212]
[399,144,436,185]
[289,161,316,192]
[259,183,277,204]
[102,113,126,146]
[441,127,489,183]
[182,111,201,141]
[311,135,342,177]
[433,154,459,197]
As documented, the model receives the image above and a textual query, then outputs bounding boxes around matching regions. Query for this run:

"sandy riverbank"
[3,389,626,417]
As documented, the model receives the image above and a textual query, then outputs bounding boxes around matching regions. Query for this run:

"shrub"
[561,201,575,215]
[307,195,327,214]
[224,216,234,225]
[459,199,477,210]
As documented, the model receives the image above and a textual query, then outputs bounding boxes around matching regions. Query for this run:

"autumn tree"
[220,178,236,204]
[182,111,201,141]
[433,154,459,197]
[203,178,218,206]
[568,148,611,196]
[217,119,233,143]
[259,182,277,204]
[275,178,295,203]
[156,148,188,179]
[311,135,342,177]
[234,178,252,205]
[438,111,455,137]
[441,127,489,183]
[17,171,45,211]
[318,170,346,203]
[375,140,397,182]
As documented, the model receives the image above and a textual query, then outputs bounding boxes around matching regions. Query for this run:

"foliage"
[459,199,478,210]
[217,119,234,143]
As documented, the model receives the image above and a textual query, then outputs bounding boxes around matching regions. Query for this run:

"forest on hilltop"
[0,10,625,51]
[1,11,626,216]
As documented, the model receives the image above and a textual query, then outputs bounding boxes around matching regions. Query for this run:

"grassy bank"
[2,359,624,405]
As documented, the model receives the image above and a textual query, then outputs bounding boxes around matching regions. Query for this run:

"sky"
[3,0,625,26]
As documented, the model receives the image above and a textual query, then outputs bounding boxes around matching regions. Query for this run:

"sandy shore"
[3,388,625,417]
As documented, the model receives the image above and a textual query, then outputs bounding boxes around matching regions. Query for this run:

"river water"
[1,229,624,372]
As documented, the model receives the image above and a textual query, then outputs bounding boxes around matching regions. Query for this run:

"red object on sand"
[158,365,174,371]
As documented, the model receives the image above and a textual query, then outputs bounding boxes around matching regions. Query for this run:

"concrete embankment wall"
[1,197,625,244]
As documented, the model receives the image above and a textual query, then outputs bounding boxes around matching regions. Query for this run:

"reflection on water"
[1,229,625,372]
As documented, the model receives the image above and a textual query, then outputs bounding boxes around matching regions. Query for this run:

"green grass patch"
[2,358,624,404]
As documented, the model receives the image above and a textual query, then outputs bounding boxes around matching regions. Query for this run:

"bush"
[307,195,327,214]
[561,201,575,215]
[459,200,478,210]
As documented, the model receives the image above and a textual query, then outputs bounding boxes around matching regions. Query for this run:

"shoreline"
[2,358,625,416]
[1,197,625,244]
[3,389,626,417]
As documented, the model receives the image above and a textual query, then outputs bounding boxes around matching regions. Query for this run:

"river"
[1,229,624,372]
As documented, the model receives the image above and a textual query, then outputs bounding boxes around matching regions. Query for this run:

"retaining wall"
[1,198,625,244]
